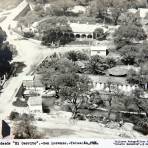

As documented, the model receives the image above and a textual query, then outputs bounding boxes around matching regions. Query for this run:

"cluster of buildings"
[10,1,148,117]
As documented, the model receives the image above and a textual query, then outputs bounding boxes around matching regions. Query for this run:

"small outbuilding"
[91,45,108,57]
[28,96,42,114]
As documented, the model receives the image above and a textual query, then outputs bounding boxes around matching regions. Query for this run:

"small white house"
[91,45,108,57]
[28,96,42,114]
[138,8,148,18]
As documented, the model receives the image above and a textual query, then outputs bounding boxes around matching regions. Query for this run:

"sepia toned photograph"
[0,0,148,139]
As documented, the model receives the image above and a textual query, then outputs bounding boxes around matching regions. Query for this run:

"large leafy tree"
[40,17,74,46]
[41,58,79,97]
[43,72,92,118]
[119,45,139,65]
[118,42,148,66]
[89,0,129,25]
[109,0,129,25]
[119,12,141,27]
[89,0,109,19]
[104,80,124,120]
[0,27,13,76]
[59,73,92,118]
[127,62,148,88]
[114,24,147,49]
[136,43,148,65]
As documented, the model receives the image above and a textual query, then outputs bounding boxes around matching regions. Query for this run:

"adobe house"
[69,23,108,40]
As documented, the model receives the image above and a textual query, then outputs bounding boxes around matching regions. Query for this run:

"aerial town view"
[0,0,148,139]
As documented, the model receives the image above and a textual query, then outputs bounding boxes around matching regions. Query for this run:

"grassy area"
[0,0,23,10]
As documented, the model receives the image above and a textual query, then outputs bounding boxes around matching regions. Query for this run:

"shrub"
[75,113,86,120]
[9,111,19,120]
[23,31,34,38]
[133,118,148,135]
[61,104,72,112]
[106,58,116,68]
[93,28,108,40]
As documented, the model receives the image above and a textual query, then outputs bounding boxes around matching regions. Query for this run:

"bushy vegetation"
[14,118,42,139]
[87,55,109,75]
[66,50,89,62]
[0,27,17,77]
[93,28,109,40]
[133,118,148,135]
[114,25,147,49]
[127,63,148,87]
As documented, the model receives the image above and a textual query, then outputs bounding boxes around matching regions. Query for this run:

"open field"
[0,0,22,11]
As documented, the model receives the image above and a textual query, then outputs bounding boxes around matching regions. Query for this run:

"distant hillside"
[0,0,23,11]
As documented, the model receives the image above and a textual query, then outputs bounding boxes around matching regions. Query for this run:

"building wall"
[93,82,138,93]
[91,50,106,57]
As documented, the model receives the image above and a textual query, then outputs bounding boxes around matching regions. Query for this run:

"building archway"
[76,34,80,38]
[87,34,93,39]
[81,34,86,38]
[70,33,75,38]
[64,33,70,37]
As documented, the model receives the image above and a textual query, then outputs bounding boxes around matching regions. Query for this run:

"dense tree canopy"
[114,24,147,49]
[58,73,92,118]
[93,28,108,40]
[127,63,148,88]
[0,27,13,76]
[89,0,147,24]
[48,0,75,16]
[40,17,75,46]
[66,51,89,62]
[118,12,141,27]
[42,61,92,118]
[89,0,129,25]
[118,42,148,66]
